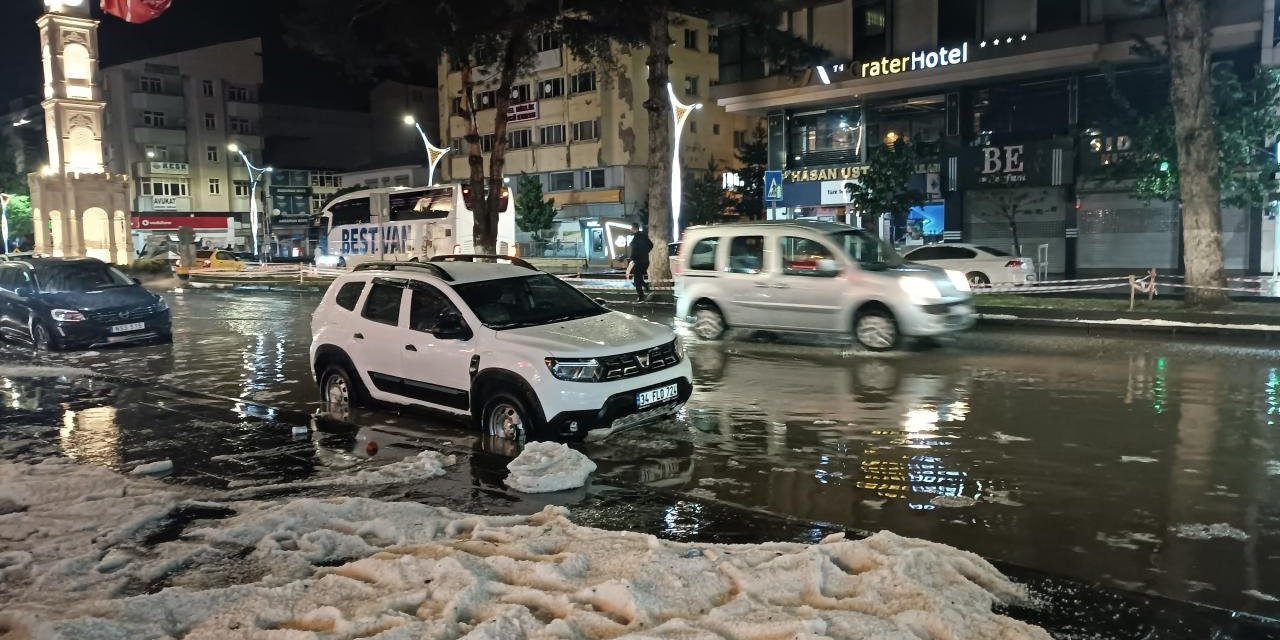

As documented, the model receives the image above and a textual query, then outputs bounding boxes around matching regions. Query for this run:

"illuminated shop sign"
[784,162,939,184]
[815,35,1029,84]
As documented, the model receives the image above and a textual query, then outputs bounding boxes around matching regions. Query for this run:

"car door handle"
[353,332,364,340]
[405,344,417,352]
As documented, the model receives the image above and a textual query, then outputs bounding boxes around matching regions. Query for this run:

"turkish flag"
[101,0,173,24]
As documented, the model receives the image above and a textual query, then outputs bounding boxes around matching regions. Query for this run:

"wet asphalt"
[4,288,1280,635]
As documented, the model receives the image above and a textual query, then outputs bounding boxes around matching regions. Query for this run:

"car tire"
[854,308,900,352]
[480,390,543,442]
[692,303,726,341]
[319,363,366,412]
[966,271,990,287]
[30,321,59,351]
[156,331,174,345]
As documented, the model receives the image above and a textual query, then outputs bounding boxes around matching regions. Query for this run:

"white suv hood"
[494,311,673,357]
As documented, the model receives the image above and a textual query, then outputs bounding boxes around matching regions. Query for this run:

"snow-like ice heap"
[504,441,597,493]
[0,458,1049,639]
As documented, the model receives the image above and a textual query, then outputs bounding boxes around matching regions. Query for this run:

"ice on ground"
[1120,456,1158,464]
[684,487,718,500]
[1266,460,1280,476]
[930,495,977,508]
[0,365,97,378]
[0,457,1050,640]
[503,442,596,493]
[1170,523,1249,541]
[862,498,887,510]
[129,459,174,476]
[992,432,1031,443]
[1245,589,1279,602]
[350,449,454,484]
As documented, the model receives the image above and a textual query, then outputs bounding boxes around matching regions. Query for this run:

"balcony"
[134,161,190,176]
[132,126,187,146]
[130,91,184,111]
[135,195,193,213]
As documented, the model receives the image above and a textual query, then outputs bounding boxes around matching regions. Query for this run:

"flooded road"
[3,288,1280,617]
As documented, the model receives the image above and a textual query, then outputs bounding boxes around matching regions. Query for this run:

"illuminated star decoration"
[667,82,702,243]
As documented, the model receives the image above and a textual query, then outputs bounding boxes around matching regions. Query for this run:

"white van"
[314,184,516,268]
[674,221,974,350]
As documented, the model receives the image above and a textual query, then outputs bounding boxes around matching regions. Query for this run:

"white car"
[309,255,692,441]
[900,243,1036,286]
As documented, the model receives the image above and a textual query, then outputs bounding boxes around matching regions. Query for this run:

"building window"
[708,31,720,53]
[311,171,340,187]
[583,169,606,189]
[229,117,252,134]
[144,144,168,161]
[141,179,189,196]
[938,0,978,47]
[733,130,747,147]
[233,180,251,196]
[540,77,565,99]
[202,80,214,97]
[477,90,496,110]
[853,0,888,60]
[208,178,221,195]
[394,174,410,186]
[204,113,216,130]
[227,86,249,102]
[480,134,495,152]
[684,75,699,97]
[713,123,721,135]
[510,84,531,103]
[1039,0,1081,31]
[508,129,532,149]
[311,193,329,212]
[138,76,162,93]
[206,146,219,162]
[570,71,596,94]
[684,28,699,49]
[537,32,561,52]
[572,119,600,141]
[381,177,392,187]
[451,97,463,115]
[142,110,166,127]
[548,171,575,191]
[539,124,566,145]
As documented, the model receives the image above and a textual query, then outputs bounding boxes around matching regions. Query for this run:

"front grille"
[84,304,160,324]
[598,341,680,381]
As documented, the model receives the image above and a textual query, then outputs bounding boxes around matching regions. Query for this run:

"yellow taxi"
[176,250,246,276]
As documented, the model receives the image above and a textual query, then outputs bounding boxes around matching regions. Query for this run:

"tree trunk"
[474,35,524,255]
[1006,212,1022,257]
[1166,0,1229,308]
[460,65,489,252]
[644,10,673,281]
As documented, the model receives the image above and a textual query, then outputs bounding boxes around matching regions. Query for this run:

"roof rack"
[352,261,453,281]
[429,254,537,271]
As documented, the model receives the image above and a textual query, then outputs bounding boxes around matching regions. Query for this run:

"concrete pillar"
[33,208,49,255]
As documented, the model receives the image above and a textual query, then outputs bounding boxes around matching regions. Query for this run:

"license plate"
[110,322,145,333]
[636,383,679,409]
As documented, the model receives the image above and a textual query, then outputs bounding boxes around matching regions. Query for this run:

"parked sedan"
[901,243,1036,286]
[0,258,171,350]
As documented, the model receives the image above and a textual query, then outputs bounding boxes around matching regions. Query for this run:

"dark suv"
[0,258,171,350]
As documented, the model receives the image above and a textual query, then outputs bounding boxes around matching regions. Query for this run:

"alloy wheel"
[855,314,897,350]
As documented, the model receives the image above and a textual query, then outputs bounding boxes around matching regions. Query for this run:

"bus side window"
[330,197,371,227]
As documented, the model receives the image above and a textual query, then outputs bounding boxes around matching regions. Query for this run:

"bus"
[313,183,516,267]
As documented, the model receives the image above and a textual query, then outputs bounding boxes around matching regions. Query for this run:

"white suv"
[310,256,692,441]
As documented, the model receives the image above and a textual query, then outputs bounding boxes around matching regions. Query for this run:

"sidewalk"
[1,365,1277,638]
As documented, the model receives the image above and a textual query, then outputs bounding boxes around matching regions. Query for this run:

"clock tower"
[29,0,132,262]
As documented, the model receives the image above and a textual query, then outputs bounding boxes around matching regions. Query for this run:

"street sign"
[764,170,783,202]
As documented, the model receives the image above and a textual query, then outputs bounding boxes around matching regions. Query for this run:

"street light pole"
[0,193,10,256]
[228,143,273,261]
[404,115,451,186]
[666,82,701,243]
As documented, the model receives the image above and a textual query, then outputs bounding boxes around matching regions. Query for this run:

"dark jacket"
[629,231,653,265]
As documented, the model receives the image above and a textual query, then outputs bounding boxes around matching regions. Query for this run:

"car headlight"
[155,296,169,311]
[673,335,684,362]
[545,357,601,382]
[51,309,85,322]
[898,276,941,303]
[945,269,972,293]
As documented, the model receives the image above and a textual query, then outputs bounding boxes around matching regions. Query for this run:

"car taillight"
[202,260,211,267]
[1005,260,1026,268]
[366,441,378,456]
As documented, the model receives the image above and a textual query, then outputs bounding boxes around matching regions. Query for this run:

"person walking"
[626,222,653,301]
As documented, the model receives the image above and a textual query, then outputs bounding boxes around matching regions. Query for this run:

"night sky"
[0,0,379,112]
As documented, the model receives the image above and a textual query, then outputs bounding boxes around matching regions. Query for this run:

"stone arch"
[63,43,91,81]
[48,210,65,257]
[82,207,111,263]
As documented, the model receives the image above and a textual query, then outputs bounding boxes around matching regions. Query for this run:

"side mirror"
[132,277,142,285]
[13,286,32,298]
[595,297,609,307]
[433,315,472,341]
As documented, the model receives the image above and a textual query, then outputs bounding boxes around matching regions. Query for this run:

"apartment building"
[437,15,756,238]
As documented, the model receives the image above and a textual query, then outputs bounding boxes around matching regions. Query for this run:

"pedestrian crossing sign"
[764,170,783,202]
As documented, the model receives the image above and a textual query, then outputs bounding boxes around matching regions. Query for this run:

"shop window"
[853,0,888,60]
[972,78,1071,140]
[787,107,864,167]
